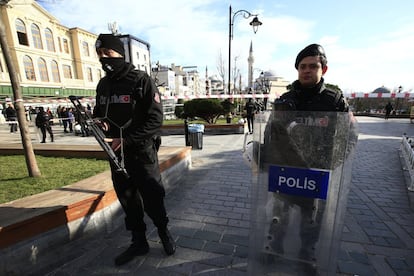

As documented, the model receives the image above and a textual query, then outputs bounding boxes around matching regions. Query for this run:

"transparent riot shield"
[248,110,358,276]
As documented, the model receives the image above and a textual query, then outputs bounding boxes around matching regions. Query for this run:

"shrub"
[183,99,225,124]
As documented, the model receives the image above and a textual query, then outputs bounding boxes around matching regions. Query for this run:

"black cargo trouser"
[39,124,53,142]
[110,137,168,233]
[7,117,17,132]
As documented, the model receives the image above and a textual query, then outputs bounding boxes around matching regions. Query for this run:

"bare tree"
[216,50,226,89]
[232,56,240,94]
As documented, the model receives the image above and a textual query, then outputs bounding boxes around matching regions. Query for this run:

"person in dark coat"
[94,33,175,266]
[385,102,393,120]
[5,103,18,133]
[244,98,257,134]
[35,106,54,143]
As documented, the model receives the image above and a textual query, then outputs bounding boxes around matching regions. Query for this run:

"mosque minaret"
[247,41,254,90]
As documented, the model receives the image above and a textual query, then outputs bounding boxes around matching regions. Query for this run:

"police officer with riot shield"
[248,44,357,275]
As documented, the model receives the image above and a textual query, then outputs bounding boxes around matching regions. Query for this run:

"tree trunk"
[0,15,41,177]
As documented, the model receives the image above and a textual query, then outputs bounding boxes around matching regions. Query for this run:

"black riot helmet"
[295,44,327,69]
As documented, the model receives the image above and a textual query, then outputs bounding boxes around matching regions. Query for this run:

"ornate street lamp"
[228,5,262,96]
[396,85,403,114]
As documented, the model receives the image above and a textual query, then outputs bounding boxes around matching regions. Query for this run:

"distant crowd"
[0,102,94,139]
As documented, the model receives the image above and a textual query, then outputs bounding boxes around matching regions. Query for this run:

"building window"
[23,55,36,80]
[86,67,93,82]
[38,58,49,82]
[45,28,55,52]
[136,52,139,60]
[82,41,90,57]
[97,69,102,80]
[58,37,62,52]
[0,59,3,72]
[62,65,72,79]
[62,38,69,54]
[51,60,60,82]
[15,19,29,46]
[31,23,43,49]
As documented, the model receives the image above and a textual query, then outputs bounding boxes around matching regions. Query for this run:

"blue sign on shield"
[268,165,330,199]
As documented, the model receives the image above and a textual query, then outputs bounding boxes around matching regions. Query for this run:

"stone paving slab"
[337,117,414,276]
[0,117,414,275]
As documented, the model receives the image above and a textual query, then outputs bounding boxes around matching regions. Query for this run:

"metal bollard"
[184,119,190,146]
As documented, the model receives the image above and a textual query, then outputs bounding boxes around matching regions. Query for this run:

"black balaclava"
[95,34,126,76]
[99,57,126,76]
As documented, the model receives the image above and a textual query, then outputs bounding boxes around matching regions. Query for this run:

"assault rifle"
[69,95,129,178]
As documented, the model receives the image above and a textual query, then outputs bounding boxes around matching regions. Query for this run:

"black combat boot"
[114,231,149,266]
[158,228,176,256]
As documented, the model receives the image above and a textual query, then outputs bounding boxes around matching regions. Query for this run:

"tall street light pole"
[228,5,262,97]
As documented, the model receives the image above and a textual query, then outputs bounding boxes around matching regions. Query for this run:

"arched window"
[31,23,43,49]
[62,38,69,53]
[86,67,93,82]
[23,55,36,80]
[57,37,62,52]
[97,68,102,80]
[15,19,29,46]
[50,60,60,82]
[38,58,49,82]
[82,41,90,57]
[45,28,55,52]
[62,65,72,79]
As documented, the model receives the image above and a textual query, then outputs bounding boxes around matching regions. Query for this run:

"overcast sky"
[39,0,414,93]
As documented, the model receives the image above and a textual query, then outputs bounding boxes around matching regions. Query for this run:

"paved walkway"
[0,116,414,275]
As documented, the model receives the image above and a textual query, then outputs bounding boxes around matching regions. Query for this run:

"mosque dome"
[261,70,278,78]
[209,75,222,83]
[372,86,391,93]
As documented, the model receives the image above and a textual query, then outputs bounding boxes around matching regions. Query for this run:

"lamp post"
[228,5,262,96]
[396,85,403,114]
[259,71,272,110]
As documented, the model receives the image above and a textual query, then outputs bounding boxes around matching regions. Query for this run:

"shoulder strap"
[124,69,146,99]
[124,69,143,87]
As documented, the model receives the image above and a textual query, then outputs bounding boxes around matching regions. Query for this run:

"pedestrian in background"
[74,105,89,137]
[94,33,175,266]
[385,102,393,120]
[67,107,75,132]
[244,98,257,134]
[35,106,54,143]
[46,107,54,125]
[5,103,18,133]
[60,106,73,133]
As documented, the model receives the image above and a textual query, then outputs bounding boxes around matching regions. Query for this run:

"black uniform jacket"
[94,63,163,147]
[277,78,349,112]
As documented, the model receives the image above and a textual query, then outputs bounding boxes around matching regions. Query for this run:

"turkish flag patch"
[119,95,131,103]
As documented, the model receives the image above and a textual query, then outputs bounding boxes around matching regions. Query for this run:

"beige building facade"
[0,0,104,102]
[0,0,152,106]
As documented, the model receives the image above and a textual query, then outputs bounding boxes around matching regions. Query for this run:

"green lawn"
[0,117,243,204]
[0,155,109,204]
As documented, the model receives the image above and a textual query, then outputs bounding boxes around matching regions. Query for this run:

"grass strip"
[0,155,109,204]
